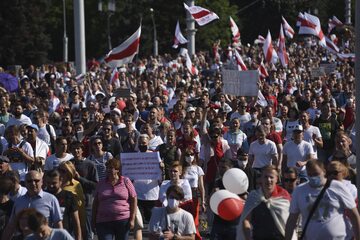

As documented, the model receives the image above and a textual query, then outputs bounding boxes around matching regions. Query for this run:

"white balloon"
[209,189,240,215]
[222,168,249,194]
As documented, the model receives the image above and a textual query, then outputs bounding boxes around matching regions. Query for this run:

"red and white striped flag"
[325,36,339,53]
[282,16,295,39]
[234,49,247,71]
[185,53,198,75]
[297,12,326,47]
[110,68,121,88]
[229,16,241,45]
[277,24,289,67]
[104,26,141,68]
[258,61,269,79]
[328,16,343,33]
[254,35,265,44]
[184,3,219,26]
[172,21,188,49]
[263,31,278,64]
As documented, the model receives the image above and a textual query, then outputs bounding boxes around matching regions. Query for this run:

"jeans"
[84,208,93,240]
[96,219,130,240]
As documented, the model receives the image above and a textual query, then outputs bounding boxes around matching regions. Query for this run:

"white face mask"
[167,198,179,209]
[185,155,194,163]
[237,160,248,169]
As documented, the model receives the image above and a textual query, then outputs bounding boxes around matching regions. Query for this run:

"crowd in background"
[0,32,358,240]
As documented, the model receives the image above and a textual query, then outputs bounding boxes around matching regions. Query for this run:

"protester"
[239,165,292,240]
[92,158,137,240]
[285,160,360,240]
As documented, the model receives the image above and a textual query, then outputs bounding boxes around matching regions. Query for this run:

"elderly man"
[1,171,63,240]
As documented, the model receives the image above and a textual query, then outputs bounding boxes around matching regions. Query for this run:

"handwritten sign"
[120,152,162,180]
[222,70,258,96]
[311,67,325,78]
[320,63,337,74]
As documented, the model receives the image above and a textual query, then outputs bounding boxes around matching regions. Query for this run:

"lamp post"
[74,0,86,74]
[185,0,196,56]
[149,8,158,56]
[62,0,68,62]
[98,0,116,51]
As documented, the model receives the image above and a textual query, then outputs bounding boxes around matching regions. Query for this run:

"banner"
[222,70,259,96]
[120,152,162,180]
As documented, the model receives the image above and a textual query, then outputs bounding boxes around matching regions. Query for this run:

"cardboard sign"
[311,67,325,78]
[320,63,337,74]
[222,70,259,96]
[120,152,162,180]
[114,88,131,98]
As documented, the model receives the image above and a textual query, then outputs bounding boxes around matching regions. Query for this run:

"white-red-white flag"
[277,24,289,67]
[258,61,269,79]
[296,12,305,27]
[263,31,278,64]
[185,53,198,75]
[297,12,326,47]
[184,3,219,26]
[172,21,188,49]
[282,16,295,39]
[257,90,268,107]
[104,26,141,68]
[254,35,265,44]
[234,49,247,71]
[325,36,339,53]
[229,16,241,44]
[328,16,343,33]
[110,68,121,88]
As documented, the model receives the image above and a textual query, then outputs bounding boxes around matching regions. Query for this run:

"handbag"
[300,179,331,240]
[124,177,144,229]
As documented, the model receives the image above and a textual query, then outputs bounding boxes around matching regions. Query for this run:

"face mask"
[138,145,148,152]
[185,156,194,163]
[237,160,248,169]
[167,198,179,209]
[308,176,323,188]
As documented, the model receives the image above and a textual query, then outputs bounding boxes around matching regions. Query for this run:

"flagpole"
[149,8,158,56]
[355,0,360,209]
[185,0,196,56]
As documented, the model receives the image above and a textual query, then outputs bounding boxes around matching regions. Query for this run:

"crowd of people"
[0,30,358,240]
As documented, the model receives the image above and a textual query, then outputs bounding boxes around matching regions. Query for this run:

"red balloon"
[217,198,244,221]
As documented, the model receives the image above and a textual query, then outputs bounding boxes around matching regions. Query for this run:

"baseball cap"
[0,156,10,163]
[293,124,303,132]
[27,124,39,131]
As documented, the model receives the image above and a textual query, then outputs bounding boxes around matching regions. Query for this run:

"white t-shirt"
[34,137,50,159]
[249,139,277,168]
[133,179,160,201]
[230,112,251,131]
[283,140,314,170]
[149,207,196,236]
[183,165,204,188]
[290,180,356,240]
[159,180,192,206]
[148,136,164,151]
[273,117,283,133]
[303,125,322,158]
[37,125,57,146]
[44,153,74,171]
[8,141,34,181]
[6,114,32,127]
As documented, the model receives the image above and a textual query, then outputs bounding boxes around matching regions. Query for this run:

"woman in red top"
[176,121,200,155]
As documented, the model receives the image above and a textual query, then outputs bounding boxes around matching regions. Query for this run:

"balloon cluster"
[210,168,249,221]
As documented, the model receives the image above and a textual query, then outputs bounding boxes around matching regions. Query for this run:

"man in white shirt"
[283,124,315,181]
[44,137,73,171]
[6,103,32,127]
[300,111,323,158]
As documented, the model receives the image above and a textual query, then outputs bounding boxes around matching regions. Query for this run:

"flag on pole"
[172,21,188,49]
[277,24,289,67]
[104,26,141,68]
[263,31,278,64]
[254,35,265,44]
[297,12,326,47]
[229,16,241,45]
[258,61,269,79]
[234,49,247,71]
[257,90,268,107]
[282,16,295,39]
[325,36,339,53]
[185,53,198,75]
[184,3,219,26]
[328,16,343,33]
